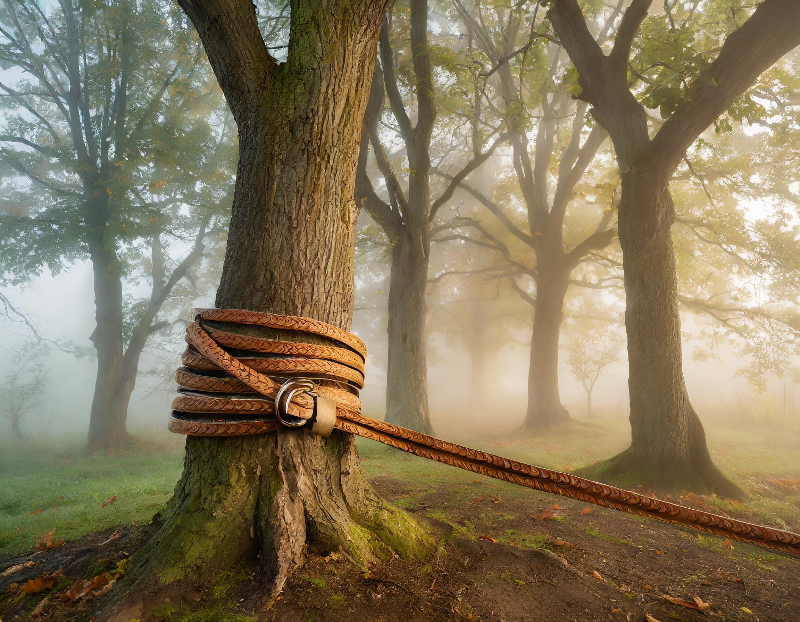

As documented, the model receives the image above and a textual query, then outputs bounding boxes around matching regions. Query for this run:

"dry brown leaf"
[551,503,561,510]
[539,510,555,521]
[477,535,497,543]
[764,477,799,492]
[591,570,603,580]
[101,495,117,508]
[1,560,35,577]
[490,496,502,504]
[663,594,708,611]
[694,597,711,611]
[21,571,61,594]
[580,507,592,515]
[645,614,663,622]
[723,539,734,550]
[98,530,121,546]
[65,572,113,602]
[35,528,65,551]
[28,509,42,515]
[31,595,51,617]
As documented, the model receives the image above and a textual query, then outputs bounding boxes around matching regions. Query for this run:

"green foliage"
[0,0,234,350]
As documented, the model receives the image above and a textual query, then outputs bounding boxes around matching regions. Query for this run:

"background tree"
[355,0,507,433]
[0,0,234,451]
[565,323,622,418]
[547,0,800,495]
[440,0,621,432]
[0,340,49,440]
[121,0,432,610]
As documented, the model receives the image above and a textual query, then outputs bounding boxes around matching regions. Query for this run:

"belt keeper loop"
[310,394,337,437]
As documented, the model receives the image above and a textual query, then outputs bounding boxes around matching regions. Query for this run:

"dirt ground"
[2,469,798,622]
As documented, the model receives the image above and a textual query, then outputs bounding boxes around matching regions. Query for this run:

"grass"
[1,419,798,558]
[0,432,185,555]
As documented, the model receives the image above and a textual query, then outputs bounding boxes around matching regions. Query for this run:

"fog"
[3,250,796,442]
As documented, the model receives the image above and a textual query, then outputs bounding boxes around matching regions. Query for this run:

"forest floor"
[1,418,798,621]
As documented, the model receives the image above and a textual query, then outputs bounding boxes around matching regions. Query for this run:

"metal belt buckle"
[274,378,336,437]
[274,379,315,428]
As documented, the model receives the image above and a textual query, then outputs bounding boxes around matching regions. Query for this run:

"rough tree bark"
[549,0,800,494]
[117,0,433,613]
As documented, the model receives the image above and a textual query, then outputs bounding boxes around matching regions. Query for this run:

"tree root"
[98,431,435,619]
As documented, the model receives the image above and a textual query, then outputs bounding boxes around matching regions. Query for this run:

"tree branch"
[429,133,508,223]
[649,0,800,172]
[177,0,277,125]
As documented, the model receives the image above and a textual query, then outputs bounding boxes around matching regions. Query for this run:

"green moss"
[585,527,635,547]
[303,576,326,589]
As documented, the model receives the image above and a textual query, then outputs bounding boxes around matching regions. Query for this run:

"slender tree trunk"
[118,3,432,612]
[10,414,23,440]
[521,257,570,431]
[586,389,592,418]
[610,172,740,497]
[385,232,433,433]
[86,228,129,453]
[468,297,487,410]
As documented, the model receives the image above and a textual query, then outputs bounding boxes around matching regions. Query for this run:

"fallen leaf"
[29,509,42,515]
[723,539,734,550]
[490,496,502,504]
[764,477,799,492]
[662,594,709,611]
[21,571,61,594]
[551,503,561,510]
[94,578,116,598]
[539,510,554,521]
[31,595,51,617]
[473,479,482,483]
[35,529,64,551]
[1,560,35,577]
[580,507,592,515]
[693,597,711,611]
[741,607,753,614]
[477,535,497,543]
[655,550,665,555]
[98,530,121,546]
[611,608,621,614]
[645,615,663,622]
[112,558,129,578]
[101,495,117,508]
[591,570,603,580]
[65,572,112,602]
[550,538,576,548]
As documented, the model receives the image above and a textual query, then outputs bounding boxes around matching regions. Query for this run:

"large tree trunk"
[610,172,740,497]
[385,232,434,433]
[521,257,570,432]
[118,2,432,613]
[86,230,129,453]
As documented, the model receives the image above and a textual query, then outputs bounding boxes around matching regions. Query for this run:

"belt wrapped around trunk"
[170,308,800,556]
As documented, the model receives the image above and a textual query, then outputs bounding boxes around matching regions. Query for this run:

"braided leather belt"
[170,308,800,556]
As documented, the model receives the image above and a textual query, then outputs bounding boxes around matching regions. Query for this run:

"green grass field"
[1,419,798,558]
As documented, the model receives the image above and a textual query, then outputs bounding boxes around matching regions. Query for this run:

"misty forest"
[0,0,799,620]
